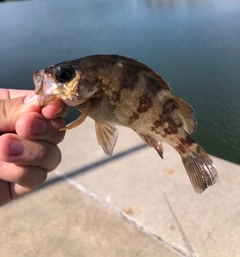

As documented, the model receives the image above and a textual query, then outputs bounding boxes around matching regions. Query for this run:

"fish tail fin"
[181,144,219,193]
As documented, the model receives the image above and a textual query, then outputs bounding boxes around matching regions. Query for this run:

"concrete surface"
[0,118,240,257]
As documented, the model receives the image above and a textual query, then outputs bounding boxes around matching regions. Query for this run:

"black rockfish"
[33,55,219,193]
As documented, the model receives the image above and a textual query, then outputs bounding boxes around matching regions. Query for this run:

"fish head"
[33,59,101,107]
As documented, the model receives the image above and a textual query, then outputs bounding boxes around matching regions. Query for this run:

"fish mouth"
[33,70,60,106]
[34,70,56,95]
[33,70,44,95]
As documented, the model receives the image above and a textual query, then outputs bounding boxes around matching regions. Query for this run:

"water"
[0,0,239,164]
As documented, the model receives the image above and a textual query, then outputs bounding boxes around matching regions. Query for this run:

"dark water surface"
[0,0,239,164]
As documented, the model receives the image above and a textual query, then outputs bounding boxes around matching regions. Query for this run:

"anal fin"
[135,130,164,159]
[95,121,118,156]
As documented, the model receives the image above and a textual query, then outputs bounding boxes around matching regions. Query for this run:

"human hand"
[0,89,68,206]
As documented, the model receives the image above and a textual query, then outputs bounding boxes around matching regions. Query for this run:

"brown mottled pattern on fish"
[33,55,219,193]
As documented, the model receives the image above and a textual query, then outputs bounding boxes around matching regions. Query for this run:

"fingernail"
[9,140,26,156]
[24,92,38,104]
[31,118,47,135]
[56,105,64,116]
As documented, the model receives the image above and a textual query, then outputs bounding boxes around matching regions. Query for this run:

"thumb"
[0,92,41,132]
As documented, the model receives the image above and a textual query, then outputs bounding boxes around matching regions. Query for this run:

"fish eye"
[54,65,75,83]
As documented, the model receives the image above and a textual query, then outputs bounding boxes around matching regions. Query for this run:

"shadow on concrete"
[38,143,148,191]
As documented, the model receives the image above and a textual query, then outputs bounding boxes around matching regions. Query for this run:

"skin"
[0,89,68,206]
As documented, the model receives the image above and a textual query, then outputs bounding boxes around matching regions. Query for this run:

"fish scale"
[34,54,219,193]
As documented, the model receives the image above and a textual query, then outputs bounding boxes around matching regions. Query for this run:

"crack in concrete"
[163,192,197,257]
[54,170,189,257]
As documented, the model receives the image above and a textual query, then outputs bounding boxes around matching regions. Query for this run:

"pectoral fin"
[134,130,164,159]
[95,121,118,156]
[60,108,89,131]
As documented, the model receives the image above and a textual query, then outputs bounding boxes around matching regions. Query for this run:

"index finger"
[0,88,68,119]
[0,89,33,100]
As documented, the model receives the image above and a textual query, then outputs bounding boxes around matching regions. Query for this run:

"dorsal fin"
[173,96,197,134]
[84,55,172,92]
[118,56,172,92]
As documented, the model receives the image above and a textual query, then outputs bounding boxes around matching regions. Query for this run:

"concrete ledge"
[0,119,239,256]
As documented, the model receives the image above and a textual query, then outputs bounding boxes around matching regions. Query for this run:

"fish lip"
[33,70,44,95]
[33,70,56,95]
[33,70,47,106]
[33,70,59,106]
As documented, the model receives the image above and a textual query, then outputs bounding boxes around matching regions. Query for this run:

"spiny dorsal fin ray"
[173,96,197,134]
[134,130,164,159]
[118,56,172,92]
[96,55,172,92]
[95,121,118,156]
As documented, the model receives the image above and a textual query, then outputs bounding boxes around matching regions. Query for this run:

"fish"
[33,55,219,193]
